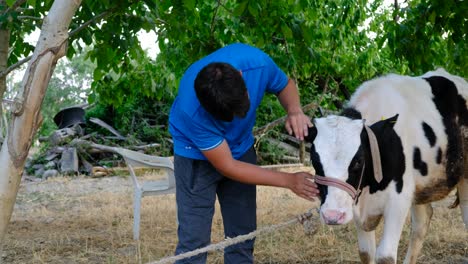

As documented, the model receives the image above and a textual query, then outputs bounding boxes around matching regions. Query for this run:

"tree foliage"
[384,0,467,75]
[1,0,466,147]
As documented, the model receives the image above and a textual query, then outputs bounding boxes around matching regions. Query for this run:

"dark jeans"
[174,146,257,264]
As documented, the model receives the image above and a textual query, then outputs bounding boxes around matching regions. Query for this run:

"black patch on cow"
[305,124,327,204]
[305,125,318,143]
[424,76,465,188]
[422,122,437,147]
[341,107,362,120]
[413,147,428,176]
[346,115,405,200]
[436,147,442,164]
[458,93,468,126]
[309,143,328,204]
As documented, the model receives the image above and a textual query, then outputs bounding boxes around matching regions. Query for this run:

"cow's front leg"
[355,222,376,264]
[459,176,468,228]
[376,199,411,264]
[403,203,433,264]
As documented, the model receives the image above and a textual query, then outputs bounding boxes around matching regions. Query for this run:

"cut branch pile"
[25,118,163,179]
[25,116,311,179]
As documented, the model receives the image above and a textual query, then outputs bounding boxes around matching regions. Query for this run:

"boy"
[169,43,319,264]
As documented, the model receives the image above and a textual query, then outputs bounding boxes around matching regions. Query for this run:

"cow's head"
[306,114,398,225]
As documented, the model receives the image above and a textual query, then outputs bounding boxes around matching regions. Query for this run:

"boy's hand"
[288,172,319,201]
[285,112,313,140]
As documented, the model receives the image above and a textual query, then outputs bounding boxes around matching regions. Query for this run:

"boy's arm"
[277,78,313,140]
[202,141,319,201]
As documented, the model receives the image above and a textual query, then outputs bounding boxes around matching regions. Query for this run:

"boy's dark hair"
[194,62,250,122]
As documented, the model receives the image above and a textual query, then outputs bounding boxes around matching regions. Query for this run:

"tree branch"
[393,0,400,22]
[17,15,43,21]
[16,7,34,12]
[210,0,222,37]
[0,55,31,79]
[0,8,117,78]
[70,0,141,38]
[69,9,114,38]
[2,0,27,15]
[208,0,222,48]
[253,102,318,136]
[218,1,234,15]
[155,18,167,25]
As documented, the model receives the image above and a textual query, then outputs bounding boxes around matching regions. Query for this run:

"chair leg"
[175,198,179,226]
[133,190,142,240]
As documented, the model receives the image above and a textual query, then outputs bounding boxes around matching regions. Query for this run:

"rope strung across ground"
[147,209,319,264]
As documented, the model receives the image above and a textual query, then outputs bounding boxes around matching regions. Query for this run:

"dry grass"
[3,167,467,264]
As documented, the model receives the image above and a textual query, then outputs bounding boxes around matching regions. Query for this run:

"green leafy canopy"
[2,0,466,151]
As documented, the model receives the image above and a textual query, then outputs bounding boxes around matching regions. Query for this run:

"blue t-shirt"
[169,43,288,160]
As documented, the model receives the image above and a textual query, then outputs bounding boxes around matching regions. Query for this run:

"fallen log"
[60,147,79,175]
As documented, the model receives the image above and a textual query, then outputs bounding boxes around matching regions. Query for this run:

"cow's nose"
[322,209,346,225]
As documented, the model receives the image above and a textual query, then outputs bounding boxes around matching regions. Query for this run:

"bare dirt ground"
[2,167,467,264]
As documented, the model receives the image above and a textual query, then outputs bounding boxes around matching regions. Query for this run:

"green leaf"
[256,35,265,48]
[93,68,104,82]
[5,0,16,7]
[248,2,259,17]
[429,11,436,24]
[281,24,293,39]
[301,24,313,44]
[26,0,36,7]
[183,0,196,10]
[233,1,248,16]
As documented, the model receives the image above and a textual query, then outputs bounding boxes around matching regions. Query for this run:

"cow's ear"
[383,114,399,128]
[305,125,318,143]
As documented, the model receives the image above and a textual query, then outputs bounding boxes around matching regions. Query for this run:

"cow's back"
[348,69,468,203]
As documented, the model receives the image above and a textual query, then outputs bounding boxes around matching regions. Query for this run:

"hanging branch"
[393,0,400,23]
[0,56,31,80]
[69,9,114,38]
[0,7,117,79]
[253,102,318,136]
[207,0,222,50]
[218,1,234,15]
[283,39,307,162]
[210,0,222,37]
[17,15,43,21]
[1,0,27,16]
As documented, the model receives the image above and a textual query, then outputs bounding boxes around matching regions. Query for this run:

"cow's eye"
[351,158,363,172]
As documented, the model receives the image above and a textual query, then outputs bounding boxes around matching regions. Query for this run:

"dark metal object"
[53,107,86,129]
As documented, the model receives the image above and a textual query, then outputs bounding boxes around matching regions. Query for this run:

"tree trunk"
[0,0,10,139]
[0,0,82,251]
[0,27,8,98]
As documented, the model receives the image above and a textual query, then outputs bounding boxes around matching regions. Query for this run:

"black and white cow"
[306,68,468,264]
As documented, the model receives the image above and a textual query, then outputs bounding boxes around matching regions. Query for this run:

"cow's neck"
[359,121,405,195]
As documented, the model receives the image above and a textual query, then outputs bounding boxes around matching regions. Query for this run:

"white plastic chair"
[112,147,176,240]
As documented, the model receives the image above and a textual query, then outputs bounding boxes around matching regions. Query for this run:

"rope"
[147,210,319,264]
